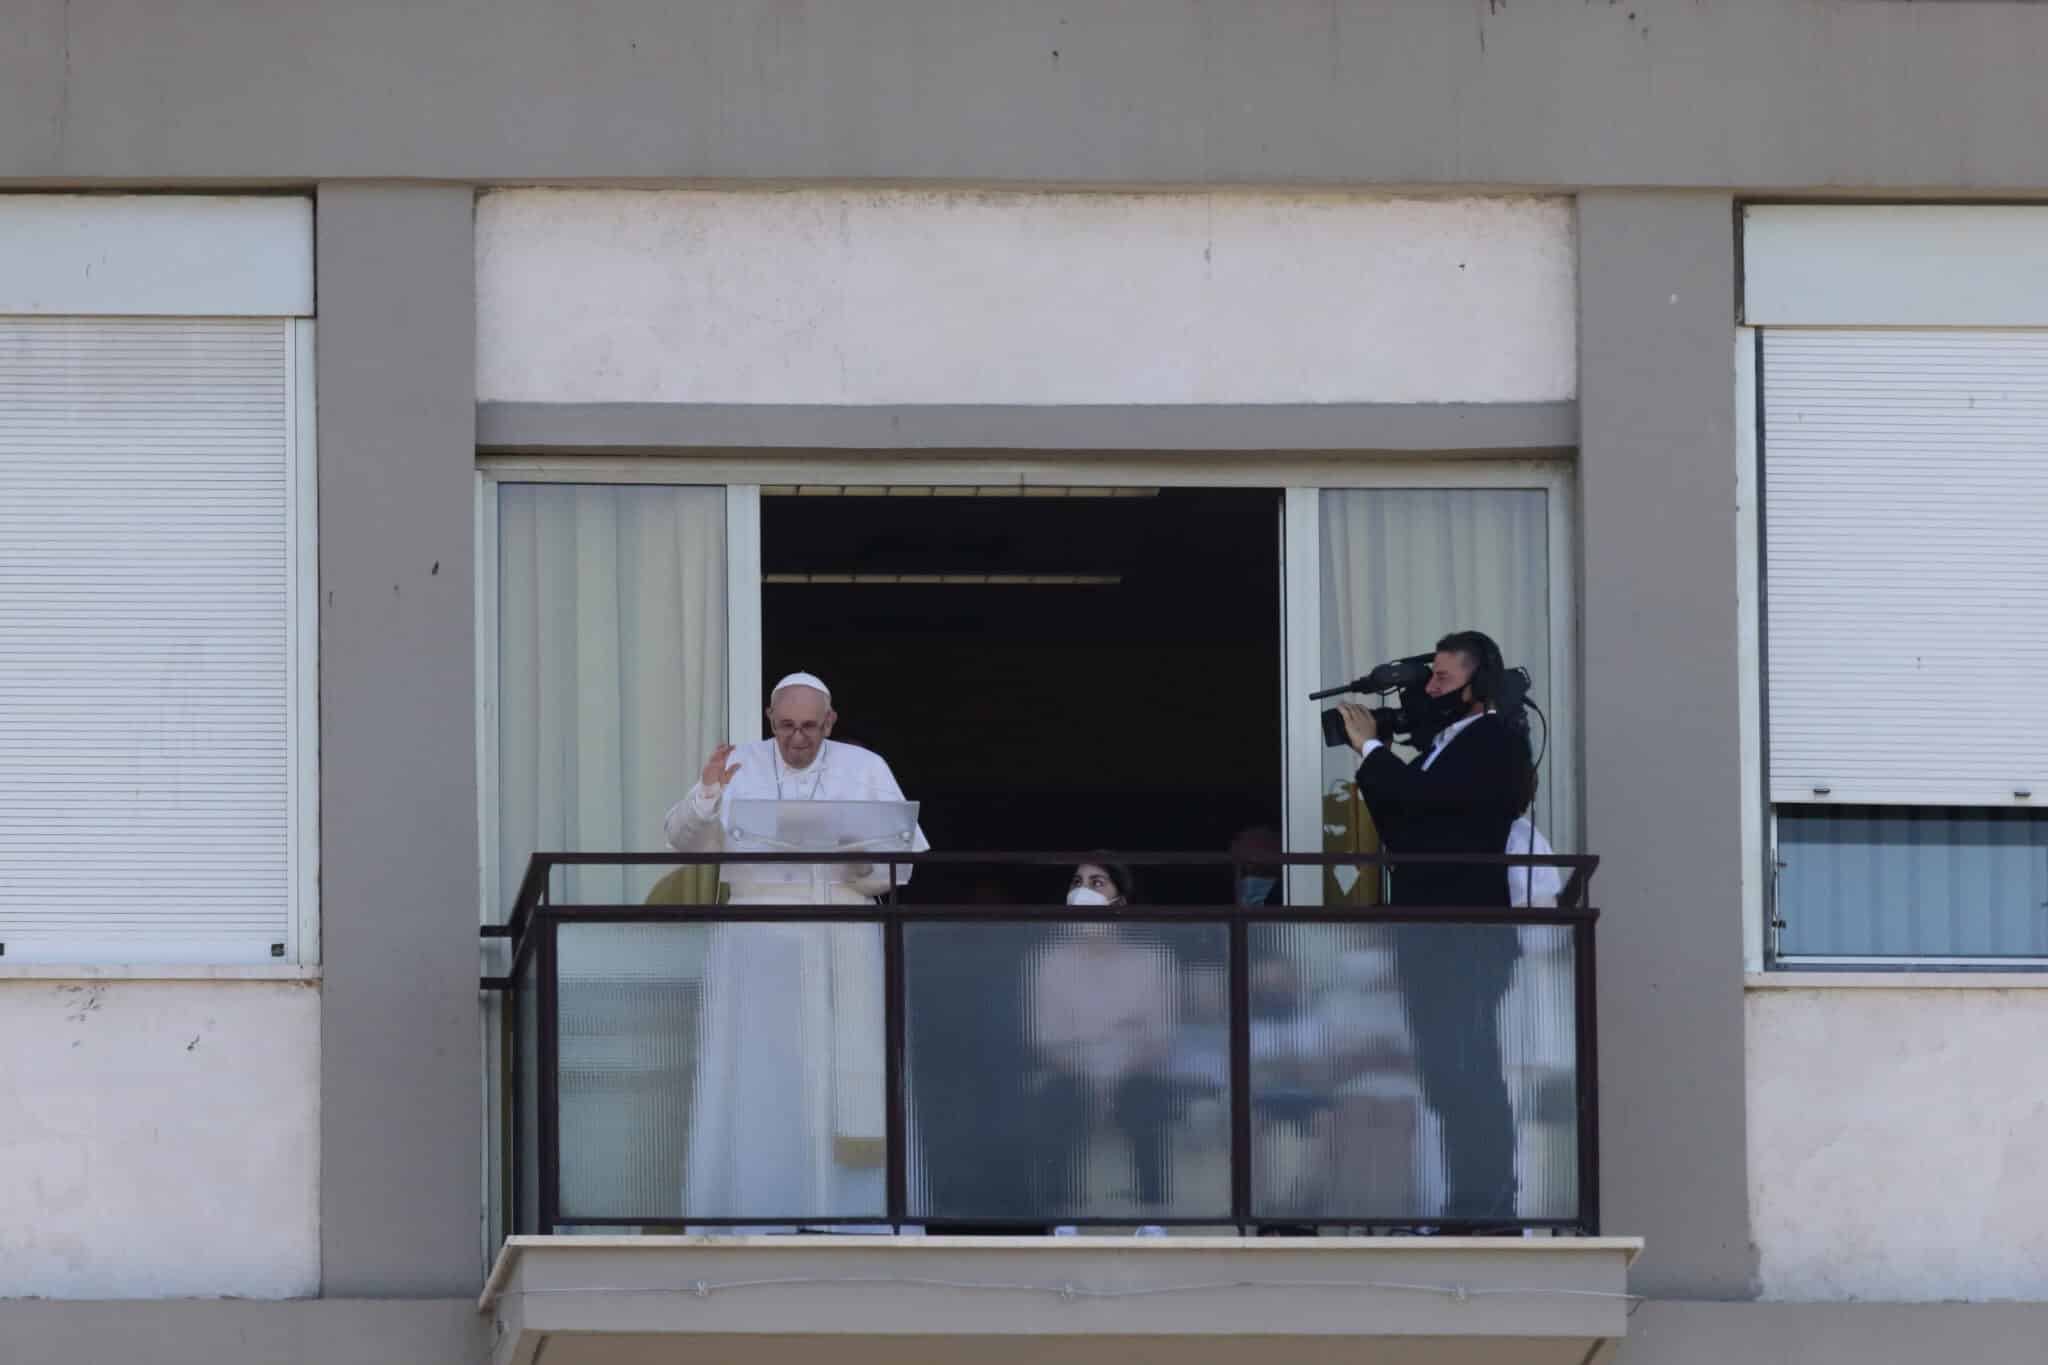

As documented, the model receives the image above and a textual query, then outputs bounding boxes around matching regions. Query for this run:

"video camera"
[1312,649,1532,752]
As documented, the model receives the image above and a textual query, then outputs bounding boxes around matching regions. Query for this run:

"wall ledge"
[0,964,320,982]
[1748,971,2048,991]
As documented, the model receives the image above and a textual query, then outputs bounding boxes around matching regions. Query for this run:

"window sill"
[0,963,320,982]
[1748,971,2048,990]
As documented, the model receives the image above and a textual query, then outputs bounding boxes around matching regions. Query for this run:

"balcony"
[478,852,1639,1365]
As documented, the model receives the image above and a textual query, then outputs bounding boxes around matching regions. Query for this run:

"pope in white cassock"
[664,672,929,1226]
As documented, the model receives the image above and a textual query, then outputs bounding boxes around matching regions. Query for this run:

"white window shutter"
[0,318,303,963]
[1762,329,2048,807]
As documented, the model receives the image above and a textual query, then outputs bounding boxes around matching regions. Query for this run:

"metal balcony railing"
[482,850,1599,1237]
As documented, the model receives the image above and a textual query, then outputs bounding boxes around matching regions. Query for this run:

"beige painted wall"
[0,980,319,1298]
[1748,986,2048,1301]
[476,190,1576,406]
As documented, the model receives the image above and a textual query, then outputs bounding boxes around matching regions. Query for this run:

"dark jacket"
[1353,712,1526,911]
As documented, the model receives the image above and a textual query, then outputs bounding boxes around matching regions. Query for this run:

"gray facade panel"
[1621,1300,2048,1365]
[0,1299,486,1365]
[476,401,1578,454]
[317,185,482,1296]
[8,1296,2047,1365]
[4,2,2048,188]
[0,1,63,178]
[1576,193,1753,1298]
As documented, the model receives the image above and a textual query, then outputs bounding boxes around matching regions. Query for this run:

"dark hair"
[1071,857,1138,904]
[1435,629,1506,704]
[1438,630,1537,800]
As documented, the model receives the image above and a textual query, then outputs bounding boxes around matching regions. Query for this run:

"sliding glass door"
[1279,476,1579,1222]
[484,481,748,914]
[481,478,752,1246]
[478,468,1575,913]
[474,463,1576,1246]
[1285,478,1576,895]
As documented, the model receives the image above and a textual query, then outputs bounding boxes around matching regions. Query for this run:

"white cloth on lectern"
[664,737,928,1226]
[1506,816,1563,910]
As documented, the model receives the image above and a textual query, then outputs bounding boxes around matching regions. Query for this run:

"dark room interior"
[760,485,1285,907]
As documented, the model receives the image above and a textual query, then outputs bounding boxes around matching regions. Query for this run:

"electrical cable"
[1526,697,1550,775]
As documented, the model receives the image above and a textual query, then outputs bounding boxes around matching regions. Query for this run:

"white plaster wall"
[477,190,1576,406]
[1748,988,2048,1301]
[0,981,319,1299]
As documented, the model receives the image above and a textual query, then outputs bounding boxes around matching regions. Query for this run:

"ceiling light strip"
[762,573,1122,586]
[761,485,1160,499]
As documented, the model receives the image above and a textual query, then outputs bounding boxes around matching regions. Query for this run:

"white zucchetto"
[770,671,832,706]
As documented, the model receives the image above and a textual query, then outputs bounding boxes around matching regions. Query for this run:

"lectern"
[726,799,922,901]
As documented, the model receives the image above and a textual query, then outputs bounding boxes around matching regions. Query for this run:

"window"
[1317,487,1563,865]
[487,481,732,913]
[0,197,315,965]
[481,478,736,1248]
[1775,807,2048,960]
[478,462,1579,1246]
[1287,477,1578,900]
[1760,327,2048,963]
[1293,480,1581,1221]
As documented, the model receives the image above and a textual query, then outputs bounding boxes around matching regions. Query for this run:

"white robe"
[664,738,929,1226]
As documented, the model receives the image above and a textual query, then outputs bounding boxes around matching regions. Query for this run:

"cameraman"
[1334,630,1527,1227]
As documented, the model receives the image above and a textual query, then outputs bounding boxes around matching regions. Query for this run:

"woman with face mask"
[1027,862,1180,1228]
[1064,860,1133,910]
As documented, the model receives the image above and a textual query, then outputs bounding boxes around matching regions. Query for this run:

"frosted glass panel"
[905,921,1231,1224]
[555,924,705,1223]
[1777,805,2048,959]
[555,921,887,1225]
[1248,921,1578,1224]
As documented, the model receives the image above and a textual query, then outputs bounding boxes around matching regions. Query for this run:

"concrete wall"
[0,0,2039,1332]
[1576,193,1753,1299]
[0,980,318,1299]
[6,1,2048,189]
[0,1298,485,1365]
[1749,986,2048,1302]
[6,1297,2048,1365]
[477,190,1576,405]
[316,185,481,1297]
[1621,1299,2048,1365]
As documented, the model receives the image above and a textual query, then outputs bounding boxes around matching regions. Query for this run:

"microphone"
[1308,653,1433,702]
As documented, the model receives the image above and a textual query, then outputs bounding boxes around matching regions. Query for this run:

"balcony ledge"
[481,1233,1643,1365]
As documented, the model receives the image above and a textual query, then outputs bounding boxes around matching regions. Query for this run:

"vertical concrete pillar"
[1577,193,1756,1298]
[316,184,480,1295]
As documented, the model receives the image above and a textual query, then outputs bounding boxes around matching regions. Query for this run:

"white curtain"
[497,483,728,910]
[495,483,729,1228]
[1319,488,1555,838]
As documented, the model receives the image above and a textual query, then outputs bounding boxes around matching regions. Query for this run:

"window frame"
[0,316,320,974]
[472,471,757,928]
[1743,324,2048,971]
[1765,803,2048,968]
[1281,473,1578,908]
[288,319,321,967]
[470,452,1577,1266]
[475,454,1577,924]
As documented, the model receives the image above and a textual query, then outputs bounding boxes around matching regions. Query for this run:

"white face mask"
[1066,886,1113,907]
